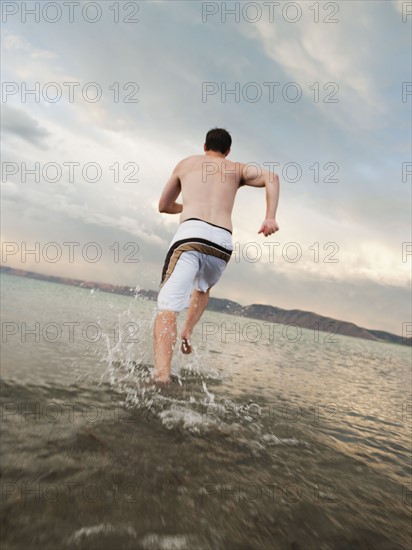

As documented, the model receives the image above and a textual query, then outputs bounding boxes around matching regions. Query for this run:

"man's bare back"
[177,153,242,233]
[158,149,279,236]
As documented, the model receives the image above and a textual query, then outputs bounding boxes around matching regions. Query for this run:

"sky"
[1,0,411,335]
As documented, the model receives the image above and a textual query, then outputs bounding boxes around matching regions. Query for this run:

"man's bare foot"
[152,376,170,384]
[181,337,192,354]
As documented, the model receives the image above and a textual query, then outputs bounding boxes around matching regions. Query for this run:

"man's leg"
[154,251,201,377]
[180,253,231,354]
[181,288,210,354]
[153,310,178,383]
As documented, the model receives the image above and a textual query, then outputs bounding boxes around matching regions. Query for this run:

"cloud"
[1,1,409,335]
[234,1,390,133]
[392,0,406,15]
[2,105,51,147]
[2,32,57,59]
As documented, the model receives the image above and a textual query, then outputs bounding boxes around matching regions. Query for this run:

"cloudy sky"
[1,0,411,335]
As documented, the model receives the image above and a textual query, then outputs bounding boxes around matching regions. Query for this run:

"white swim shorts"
[157,218,233,312]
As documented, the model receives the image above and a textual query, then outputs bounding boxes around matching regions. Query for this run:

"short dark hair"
[205,128,232,154]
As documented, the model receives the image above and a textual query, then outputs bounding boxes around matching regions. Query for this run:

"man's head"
[204,128,232,156]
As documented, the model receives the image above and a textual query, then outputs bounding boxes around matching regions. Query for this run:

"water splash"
[89,299,307,445]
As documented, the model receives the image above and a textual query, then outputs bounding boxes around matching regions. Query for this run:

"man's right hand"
[258,218,279,237]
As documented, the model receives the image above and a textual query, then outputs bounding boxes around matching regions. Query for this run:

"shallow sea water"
[1,273,411,549]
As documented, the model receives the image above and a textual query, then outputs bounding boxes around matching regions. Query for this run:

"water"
[1,272,411,549]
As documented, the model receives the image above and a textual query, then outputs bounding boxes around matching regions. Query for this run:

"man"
[153,128,280,383]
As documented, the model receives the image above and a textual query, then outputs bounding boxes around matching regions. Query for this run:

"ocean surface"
[1,272,411,550]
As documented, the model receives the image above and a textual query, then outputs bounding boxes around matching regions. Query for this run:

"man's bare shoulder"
[179,155,204,164]
[231,161,248,186]
[230,160,245,169]
[174,155,204,171]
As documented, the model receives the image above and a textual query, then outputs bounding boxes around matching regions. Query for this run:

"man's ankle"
[181,329,191,340]
[153,374,170,383]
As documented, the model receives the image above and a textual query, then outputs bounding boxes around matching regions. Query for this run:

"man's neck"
[204,150,225,159]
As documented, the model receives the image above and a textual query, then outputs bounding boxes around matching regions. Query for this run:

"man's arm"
[158,163,183,214]
[240,164,280,236]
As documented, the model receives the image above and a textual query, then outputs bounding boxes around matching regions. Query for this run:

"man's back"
[177,154,243,232]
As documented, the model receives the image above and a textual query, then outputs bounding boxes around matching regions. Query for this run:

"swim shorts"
[157,218,233,312]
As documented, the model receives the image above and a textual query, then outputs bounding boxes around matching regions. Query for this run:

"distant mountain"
[1,265,410,347]
[207,299,410,346]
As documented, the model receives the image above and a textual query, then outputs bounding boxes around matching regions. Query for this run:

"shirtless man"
[153,128,280,383]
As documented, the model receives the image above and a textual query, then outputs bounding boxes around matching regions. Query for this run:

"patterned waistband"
[181,217,232,235]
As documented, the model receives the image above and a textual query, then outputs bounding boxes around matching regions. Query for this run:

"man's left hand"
[258,218,279,237]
